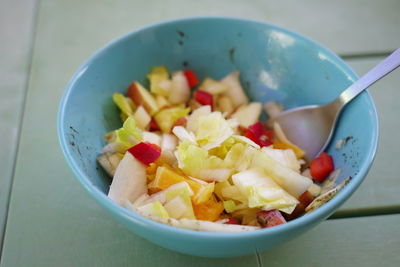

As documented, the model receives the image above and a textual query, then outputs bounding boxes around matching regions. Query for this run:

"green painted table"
[1,1,399,266]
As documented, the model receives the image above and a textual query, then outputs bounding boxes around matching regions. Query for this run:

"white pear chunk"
[230,102,262,128]
[168,71,190,104]
[142,131,162,146]
[221,71,249,108]
[108,152,147,205]
[217,95,234,114]
[133,106,151,129]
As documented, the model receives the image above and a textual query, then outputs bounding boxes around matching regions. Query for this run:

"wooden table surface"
[1,1,399,266]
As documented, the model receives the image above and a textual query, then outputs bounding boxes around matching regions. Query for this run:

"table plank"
[31,0,400,57]
[258,214,400,266]
[337,57,400,212]
[0,0,37,243]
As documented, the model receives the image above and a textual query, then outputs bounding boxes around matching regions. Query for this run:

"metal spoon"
[267,48,400,162]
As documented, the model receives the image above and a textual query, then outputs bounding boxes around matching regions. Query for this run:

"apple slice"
[194,90,213,107]
[230,102,262,128]
[108,152,147,205]
[217,95,234,114]
[221,71,249,108]
[256,210,287,228]
[128,142,161,166]
[168,71,190,104]
[154,106,190,133]
[199,78,228,95]
[127,81,159,115]
[155,95,170,110]
[159,133,179,165]
[133,106,151,129]
[142,131,162,146]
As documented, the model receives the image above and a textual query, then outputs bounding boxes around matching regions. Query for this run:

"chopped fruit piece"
[164,196,186,219]
[199,78,228,95]
[224,217,239,224]
[193,198,224,221]
[169,71,191,104]
[256,210,287,228]
[310,152,334,183]
[299,190,315,207]
[149,118,160,131]
[146,163,158,175]
[128,142,161,166]
[223,200,237,213]
[195,90,213,107]
[247,121,264,137]
[127,81,158,115]
[172,116,187,127]
[152,166,187,190]
[184,69,199,88]
[165,186,195,219]
[147,66,170,96]
[142,131,162,146]
[189,98,202,111]
[308,183,322,197]
[108,152,147,205]
[137,201,169,218]
[230,102,262,128]
[284,190,315,220]
[146,182,193,204]
[133,106,151,129]
[221,71,248,108]
[214,181,230,201]
[154,106,190,133]
[243,121,273,147]
[191,182,215,205]
[155,95,170,110]
[264,130,274,140]
[217,95,234,114]
[112,93,135,117]
[97,153,122,177]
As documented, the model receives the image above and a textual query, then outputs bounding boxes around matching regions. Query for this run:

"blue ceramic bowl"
[58,17,378,258]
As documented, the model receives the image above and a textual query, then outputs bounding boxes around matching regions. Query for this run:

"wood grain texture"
[258,214,400,267]
[0,0,37,244]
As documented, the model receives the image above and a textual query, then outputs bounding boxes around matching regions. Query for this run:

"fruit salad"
[97,67,347,232]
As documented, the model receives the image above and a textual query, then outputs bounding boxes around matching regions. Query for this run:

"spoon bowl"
[268,48,400,161]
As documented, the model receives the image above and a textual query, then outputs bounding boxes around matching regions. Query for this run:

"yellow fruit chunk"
[148,166,215,205]
[192,182,215,205]
[273,141,305,159]
[193,197,224,222]
[146,163,158,175]
[152,166,187,190]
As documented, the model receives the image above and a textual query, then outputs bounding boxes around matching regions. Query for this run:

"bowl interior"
[59,17,377,231]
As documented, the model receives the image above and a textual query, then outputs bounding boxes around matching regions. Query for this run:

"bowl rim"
[57,16,379,240]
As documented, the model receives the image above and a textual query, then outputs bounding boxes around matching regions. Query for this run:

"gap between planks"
[340,50,394,60]
[329,205,400,220]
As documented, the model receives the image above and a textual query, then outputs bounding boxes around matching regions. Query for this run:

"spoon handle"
[338,48,400,105]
